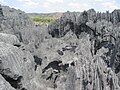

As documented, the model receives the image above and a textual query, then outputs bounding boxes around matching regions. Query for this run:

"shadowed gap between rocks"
[42,61,62,73]
[1,73,23,89]
[33,55,42,71]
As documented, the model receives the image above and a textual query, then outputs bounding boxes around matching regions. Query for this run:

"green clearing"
[31,16,57,25]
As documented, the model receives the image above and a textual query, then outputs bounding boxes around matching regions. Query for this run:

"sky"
[0,0,120,13]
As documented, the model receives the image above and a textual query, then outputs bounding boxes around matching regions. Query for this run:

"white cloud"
[2,0,120,13]
[94,0,104,1]
[18,0,39,6]
[101,0,119,10]
[67,0,120,12]
[68,3,80,7]
[43,2,50,8]
[46,0,63,4]
[0,0,7,5]
[102,2,118,9]
[17,0,64,9]
[68,2,91,11]
[42,0,64,12]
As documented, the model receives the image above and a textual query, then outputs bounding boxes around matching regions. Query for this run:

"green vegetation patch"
[31,16,57,25]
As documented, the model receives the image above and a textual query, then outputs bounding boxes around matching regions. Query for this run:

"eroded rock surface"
[0,4,120,90]
[46,9,120,90]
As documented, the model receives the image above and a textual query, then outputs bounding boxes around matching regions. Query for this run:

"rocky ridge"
[0,5,120,90]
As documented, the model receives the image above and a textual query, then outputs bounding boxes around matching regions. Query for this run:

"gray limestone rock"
[0,41,36,90]
[0,33,20,45]
[0,4,120,90]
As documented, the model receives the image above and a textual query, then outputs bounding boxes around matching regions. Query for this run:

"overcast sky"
[0,0,120,13]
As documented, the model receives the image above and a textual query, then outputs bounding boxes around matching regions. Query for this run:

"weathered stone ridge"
[0,4,120,90]
[47,9,120,90]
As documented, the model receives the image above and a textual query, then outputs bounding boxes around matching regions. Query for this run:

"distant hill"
[27,12,63,18]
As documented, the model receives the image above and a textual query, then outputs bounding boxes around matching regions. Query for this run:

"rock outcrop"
[0,4,120,90]
[0,36,35,89]
[47,9,120,90]
[0,5,35,43]
[0,33,20,45]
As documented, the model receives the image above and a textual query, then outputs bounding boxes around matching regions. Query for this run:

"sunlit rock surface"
[0,4,120,90]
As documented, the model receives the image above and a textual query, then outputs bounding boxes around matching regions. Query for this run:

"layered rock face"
[0,34,36,89]
[0,5,37,90]
[0,5,35,44]
[0,4,120,90]
[47,9,120,90]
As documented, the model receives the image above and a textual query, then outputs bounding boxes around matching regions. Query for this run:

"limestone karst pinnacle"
[0,4,120,90]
